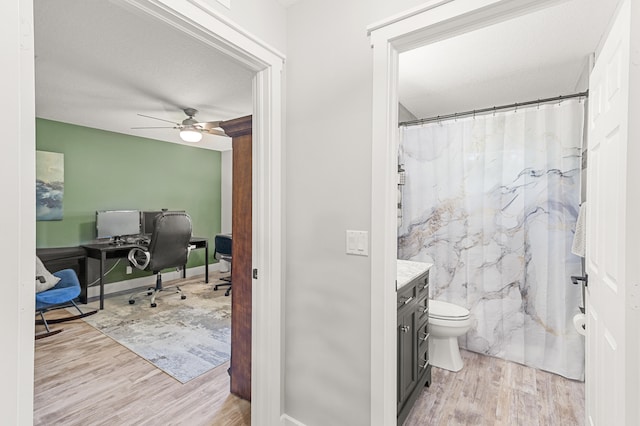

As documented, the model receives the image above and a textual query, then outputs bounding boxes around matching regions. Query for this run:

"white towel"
[571,202,586,257]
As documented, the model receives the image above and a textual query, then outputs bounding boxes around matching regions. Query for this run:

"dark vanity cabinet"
[397,270,431,424]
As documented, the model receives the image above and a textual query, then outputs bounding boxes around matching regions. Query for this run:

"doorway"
[395,0,617,380]
[13,0,284,423]
[369,0,624,424]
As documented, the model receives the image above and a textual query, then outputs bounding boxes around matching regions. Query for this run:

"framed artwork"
[36,150,64,221]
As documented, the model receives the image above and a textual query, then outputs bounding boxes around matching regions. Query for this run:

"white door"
[585,1,633,425]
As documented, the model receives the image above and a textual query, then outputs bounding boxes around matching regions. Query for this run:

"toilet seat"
[429,299,470,321]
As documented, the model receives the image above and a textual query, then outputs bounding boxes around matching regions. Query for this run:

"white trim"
[369,34,400,426]
[187,0,286,61]
[280,414,307,426]
[14,0,36,422]
[252,62,285,424]
[369,0,567,53]
[368,0,569,423]
[131,3,286,424]
[128,3,284,423]
[366,0,454,35]
[116,0,281,68]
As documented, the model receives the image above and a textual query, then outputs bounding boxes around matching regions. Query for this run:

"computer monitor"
[141,210,163,235]
[95,210,141,243]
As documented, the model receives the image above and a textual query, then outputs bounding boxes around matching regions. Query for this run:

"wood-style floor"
[34,274,250,426]
[35,277,584,426]
[404,349,585,426]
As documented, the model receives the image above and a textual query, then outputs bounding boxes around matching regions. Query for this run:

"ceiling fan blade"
[196,120,223,128]
[204,128,228,137]
[137,113,179,125]
[196,121,228,136]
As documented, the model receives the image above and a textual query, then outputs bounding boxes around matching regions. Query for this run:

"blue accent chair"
[35,269,97,339]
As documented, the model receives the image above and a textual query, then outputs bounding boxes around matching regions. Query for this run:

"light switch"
[346,230,369,256]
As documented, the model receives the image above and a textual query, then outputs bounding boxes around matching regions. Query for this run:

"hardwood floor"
[34,274,250,426]
[404,349,585,426]
[35,277,583,426]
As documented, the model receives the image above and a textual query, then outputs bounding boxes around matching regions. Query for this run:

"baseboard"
[86,263,224,300]
[281,414,307,426]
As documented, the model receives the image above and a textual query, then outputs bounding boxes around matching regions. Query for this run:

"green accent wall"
[36,118,221,283]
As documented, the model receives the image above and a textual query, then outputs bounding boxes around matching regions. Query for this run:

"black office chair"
[213,234,232,296]
[127,211,193,307]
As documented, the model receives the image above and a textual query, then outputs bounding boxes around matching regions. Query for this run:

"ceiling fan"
[132,107,228,142]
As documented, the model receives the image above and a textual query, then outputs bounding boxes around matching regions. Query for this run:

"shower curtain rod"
[399,90,588,127]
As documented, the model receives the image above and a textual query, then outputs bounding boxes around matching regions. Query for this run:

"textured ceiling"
[35,0,254,151]
[35,0,619,146]
[399,0,619,121]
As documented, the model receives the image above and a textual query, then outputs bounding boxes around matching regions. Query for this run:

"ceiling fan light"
[180,127,203,143]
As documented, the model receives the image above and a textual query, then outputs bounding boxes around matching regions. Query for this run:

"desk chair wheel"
[129,300,135,305]
[151,303,157,308]
[225,288,231,297]
[181,295,186,300]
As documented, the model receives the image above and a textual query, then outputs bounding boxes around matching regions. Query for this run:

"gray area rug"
[79,280,231,383]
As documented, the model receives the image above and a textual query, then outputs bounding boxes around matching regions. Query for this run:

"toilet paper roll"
[573,313,586,336]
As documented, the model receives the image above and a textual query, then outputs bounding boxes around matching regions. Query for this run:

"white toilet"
[428,299,471,372]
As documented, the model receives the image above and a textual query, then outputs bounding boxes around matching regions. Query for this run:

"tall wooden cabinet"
[219,115,252,401]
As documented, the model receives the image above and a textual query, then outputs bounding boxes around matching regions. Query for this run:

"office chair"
[127,211,193,307]
[213,234,232,296]
[35,259,97,339]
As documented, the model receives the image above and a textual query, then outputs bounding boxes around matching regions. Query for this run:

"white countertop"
[397,259,432,290]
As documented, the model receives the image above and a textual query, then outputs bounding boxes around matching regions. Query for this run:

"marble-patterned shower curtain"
[398,100,585,380]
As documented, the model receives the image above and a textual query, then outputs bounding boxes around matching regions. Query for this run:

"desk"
[82,237,209,309]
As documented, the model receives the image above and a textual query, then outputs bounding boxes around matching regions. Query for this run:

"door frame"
[368,0,569,424]
[17,0,285,423]
[117,2,285,422]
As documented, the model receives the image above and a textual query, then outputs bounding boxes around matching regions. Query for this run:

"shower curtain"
[398,99,585,380]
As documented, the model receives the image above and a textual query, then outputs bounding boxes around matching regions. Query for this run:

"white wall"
[370,0,441,23]
[284,1,425,424]
[398,103,418,122]
[2,0,36,423]
[285,1,372,423]
[198,0,287,54]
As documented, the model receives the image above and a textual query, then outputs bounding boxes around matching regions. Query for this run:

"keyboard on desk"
[122,235,150,246]
[135,237,150,246]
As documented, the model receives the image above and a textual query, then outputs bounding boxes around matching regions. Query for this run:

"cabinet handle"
[419,332,429,342]
[401,296,414,305]
[422,306,428,314]
[400,325,410,333]
[419,354,429,369]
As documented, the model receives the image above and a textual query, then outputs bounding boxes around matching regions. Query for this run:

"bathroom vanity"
[397,260,432,425]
